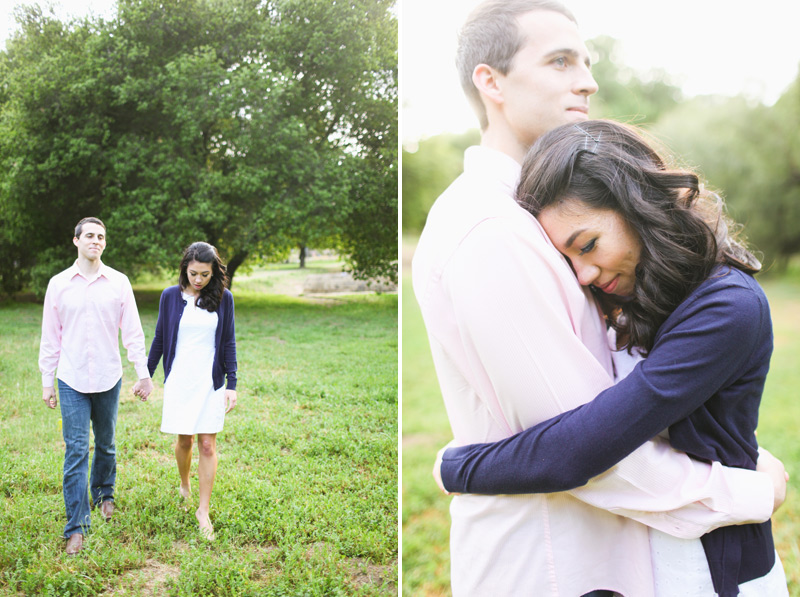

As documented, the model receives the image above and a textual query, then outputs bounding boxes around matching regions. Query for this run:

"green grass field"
[402,245,800,596]
[0,263,398,596]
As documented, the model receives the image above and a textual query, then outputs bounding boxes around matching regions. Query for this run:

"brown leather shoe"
[100,500,115,522]
[65,533,83,555]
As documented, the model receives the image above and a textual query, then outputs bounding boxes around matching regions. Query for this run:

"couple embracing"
[413,1,790,595]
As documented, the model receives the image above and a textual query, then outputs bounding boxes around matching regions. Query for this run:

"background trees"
[0,0,397,295]
[652,79,800,272]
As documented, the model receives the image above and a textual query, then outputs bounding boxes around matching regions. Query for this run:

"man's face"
[496,10,598,148]
[73,223,106,261]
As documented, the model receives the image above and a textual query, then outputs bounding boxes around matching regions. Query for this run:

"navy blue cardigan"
[440,267,774,597]
[147,285,238,391]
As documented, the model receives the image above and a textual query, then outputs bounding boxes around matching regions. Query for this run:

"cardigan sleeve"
[222,290,238,390]
[147,288,168,378]
[441,275,769,496]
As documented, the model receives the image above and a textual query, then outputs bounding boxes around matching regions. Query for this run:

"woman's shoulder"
[701,266,766,299]
[159,285,183,305]
[218,288,235,311]
[688,266,768,319]
[661,266,770,349]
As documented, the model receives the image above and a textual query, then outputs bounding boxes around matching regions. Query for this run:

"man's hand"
[757,446,789,513]
[225,390,237,413]
[132,377,154,401]
[432,441,460,496]
[42,387,57,409]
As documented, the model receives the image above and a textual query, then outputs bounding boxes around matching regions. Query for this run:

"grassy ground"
[0,262,398,596]
[401,240,800,597]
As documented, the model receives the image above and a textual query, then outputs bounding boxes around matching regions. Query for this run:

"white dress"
[161,292,226,434]
[650,529,789,596]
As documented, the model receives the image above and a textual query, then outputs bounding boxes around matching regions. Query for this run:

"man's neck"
[480,126,528,164]
[76,256,102,277]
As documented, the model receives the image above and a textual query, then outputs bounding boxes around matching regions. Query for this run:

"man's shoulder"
[413,186,548,302]
[426,174,525,232]
[421,172,538,249]
[99,263,131,283]
[50,265,77,283]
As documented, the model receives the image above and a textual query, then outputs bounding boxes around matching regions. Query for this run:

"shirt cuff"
[440,444,469,493]
[134,364,151,380]
[42,374,55,388]
[718,465,774,525]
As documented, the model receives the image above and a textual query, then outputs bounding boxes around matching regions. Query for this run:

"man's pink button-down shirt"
[39,262,149,393]
[412,146,773,597]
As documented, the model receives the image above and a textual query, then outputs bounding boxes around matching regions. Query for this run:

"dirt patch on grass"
[102,558,179,595]
[347,556,397,593]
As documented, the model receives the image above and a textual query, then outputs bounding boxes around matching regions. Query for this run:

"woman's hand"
[757,446,789,513]
[132,377,154,401]
[225,390,237,413]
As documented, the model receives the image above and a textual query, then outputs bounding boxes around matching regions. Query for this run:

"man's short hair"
[456,0,577,130]
[74,217,106,239]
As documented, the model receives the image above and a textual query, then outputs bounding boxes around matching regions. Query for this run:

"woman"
[435,121,788,596]
[148,242,238,540]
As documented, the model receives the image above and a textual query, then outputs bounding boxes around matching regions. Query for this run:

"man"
[412,1,783,595]
[39,217,154,555]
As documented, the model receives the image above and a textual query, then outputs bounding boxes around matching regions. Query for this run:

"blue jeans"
[58,378,121,538]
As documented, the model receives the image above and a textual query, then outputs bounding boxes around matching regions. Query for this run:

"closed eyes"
[578,238,596,256]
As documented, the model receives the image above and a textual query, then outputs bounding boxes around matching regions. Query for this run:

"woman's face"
[538,198,641,297]
[186,260,214,292]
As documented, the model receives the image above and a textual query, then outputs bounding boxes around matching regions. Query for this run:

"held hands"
[757,446,789,513]
[42,387,57,409]
[132,377,154,401]
[225,390,237,413]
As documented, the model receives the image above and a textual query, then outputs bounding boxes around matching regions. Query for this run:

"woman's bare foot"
[196,509,215,541]
[179,484,191,500]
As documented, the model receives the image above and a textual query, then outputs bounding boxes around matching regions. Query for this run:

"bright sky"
[1,0,116,43]
[4,1,799,148]
[401,0,800,145]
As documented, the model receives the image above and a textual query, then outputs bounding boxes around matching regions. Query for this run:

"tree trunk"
[299,244,307,269]
[226,250,249,289]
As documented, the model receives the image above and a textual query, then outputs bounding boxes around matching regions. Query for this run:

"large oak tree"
[0,0,397,295]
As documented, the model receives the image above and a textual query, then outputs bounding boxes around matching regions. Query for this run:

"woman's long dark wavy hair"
[179,242,228,312]
[516,120,760,355]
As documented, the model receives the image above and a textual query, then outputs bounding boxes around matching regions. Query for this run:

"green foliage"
[652,73,800,270]
[587,35,682,125]
[0,278,398,594]
[0,0,398,296]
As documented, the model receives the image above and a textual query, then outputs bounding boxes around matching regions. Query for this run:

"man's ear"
[472,63,505,107]
[73,236,80,247]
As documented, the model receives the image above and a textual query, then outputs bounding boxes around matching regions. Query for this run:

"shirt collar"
[69,259,107,283]
[464,145,523,196]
